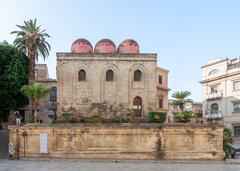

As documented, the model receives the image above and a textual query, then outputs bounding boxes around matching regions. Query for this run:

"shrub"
[62,112,73,121]
[85,115,103,123]
[223,127,234,158]
[148,111,167,123]
[173,111,196,123]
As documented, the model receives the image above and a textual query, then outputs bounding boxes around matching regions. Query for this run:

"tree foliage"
[173,111,196,123]
[21,83,49,123]
[0,43,29,119]
[11,18,51,84]
[172,91,193,111]
[223,127,234,158]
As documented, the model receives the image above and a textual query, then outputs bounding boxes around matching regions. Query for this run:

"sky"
[1,0,240,102]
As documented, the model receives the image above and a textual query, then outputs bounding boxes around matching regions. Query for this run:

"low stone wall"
[8,123,224,160]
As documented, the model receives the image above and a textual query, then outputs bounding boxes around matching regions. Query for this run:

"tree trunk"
[9,109,15,125]
[28,48,35,122]
[34,105,38,123]
[179,104,184,112]
[28,48,35,85]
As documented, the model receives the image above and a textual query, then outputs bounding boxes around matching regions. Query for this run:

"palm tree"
[172,91,192,112]
[11,19,51,84]
[21,83,49,123]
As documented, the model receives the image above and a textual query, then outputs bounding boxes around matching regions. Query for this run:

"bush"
[148,111,167,123]
[85,115,104,123]
[62,112,73,121]
[174,111,196,123]
[223,127,234,158]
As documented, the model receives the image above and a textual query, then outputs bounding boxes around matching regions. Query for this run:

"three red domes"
[71,38,140,53]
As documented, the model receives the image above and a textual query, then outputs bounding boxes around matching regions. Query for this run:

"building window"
[50,87,57,102]
[134,70,141,81]
[159,98,163,108]
[35,69,38,79]
[234,126,240,137]
[208,69,219,76]
[106,70,114,81]
[78,69,86,81]
[233,102,240,112]
[210,85,218,94]
[159,75,162,84]
[233,81,240,90]
[211,103,219,114]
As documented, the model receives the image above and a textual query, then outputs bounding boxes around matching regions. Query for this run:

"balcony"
[205,113,222,123]
[228,62,240,70]
[206,92,222,100]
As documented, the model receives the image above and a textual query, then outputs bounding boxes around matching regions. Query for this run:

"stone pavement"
[0,159,240,171]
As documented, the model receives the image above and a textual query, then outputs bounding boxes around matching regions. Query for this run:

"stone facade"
[200,57,240,143]
[57,53,168,118]
[35,64,49,81]
[157,67,169,110]
[8,124,224,160]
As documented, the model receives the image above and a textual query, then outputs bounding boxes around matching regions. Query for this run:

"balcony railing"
[228,62,240,70]
[206,92,222,100]
[205,113,222,122]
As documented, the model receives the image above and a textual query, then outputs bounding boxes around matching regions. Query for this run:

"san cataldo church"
[34,38,169,121]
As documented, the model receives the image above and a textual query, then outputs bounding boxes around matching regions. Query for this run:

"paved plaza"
[0,159,240,171]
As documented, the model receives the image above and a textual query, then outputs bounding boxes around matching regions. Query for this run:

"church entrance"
[133,96,142,117]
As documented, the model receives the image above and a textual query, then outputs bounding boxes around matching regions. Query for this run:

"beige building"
[57,38,169,118]
[200,57,240,142]
[157,67,169,110]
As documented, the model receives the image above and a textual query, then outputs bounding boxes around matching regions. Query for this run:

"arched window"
[159,75,163,84]
[50,87,57,102]
[78,69,86,81]
[209,69,219,76]
[106,70,114,81]
[211,103,219,114]
[134,70,141,81]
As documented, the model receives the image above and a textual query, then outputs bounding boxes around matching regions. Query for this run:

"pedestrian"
[15,111,21,125]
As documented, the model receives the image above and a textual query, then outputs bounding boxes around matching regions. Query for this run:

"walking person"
[15,111,21,125]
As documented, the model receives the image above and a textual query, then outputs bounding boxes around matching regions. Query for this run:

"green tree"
[11,18,51,84]
[0,43,28,122]
[172,91,193,112]
[21,83,49,123]
[223,127,234,158]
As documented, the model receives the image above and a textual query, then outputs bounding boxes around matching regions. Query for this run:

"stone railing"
[8,123,224,160]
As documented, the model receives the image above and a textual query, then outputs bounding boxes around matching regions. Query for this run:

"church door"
[133,96,142,117]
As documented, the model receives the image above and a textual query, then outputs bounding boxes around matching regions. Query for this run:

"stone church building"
[56,38,169,118]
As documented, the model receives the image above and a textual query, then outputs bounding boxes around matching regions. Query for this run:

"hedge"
[148,111,167,123]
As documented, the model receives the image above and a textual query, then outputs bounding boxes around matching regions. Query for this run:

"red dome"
[71,38,93,53]
[94,39,116,53]
[117,39,139,53]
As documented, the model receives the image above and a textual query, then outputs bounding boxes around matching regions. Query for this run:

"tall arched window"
[106,70,114,81]
[50,87,57,102]
[134,70,141,81]
[211,103,219,114]
[78,69,86,81]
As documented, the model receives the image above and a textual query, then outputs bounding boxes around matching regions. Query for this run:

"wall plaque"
[40,133,48,153]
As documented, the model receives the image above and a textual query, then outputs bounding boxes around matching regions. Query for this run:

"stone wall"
[57,53,158,117]
[8,124,224,160]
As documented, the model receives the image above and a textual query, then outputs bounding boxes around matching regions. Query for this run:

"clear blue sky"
[1,0,240,101]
